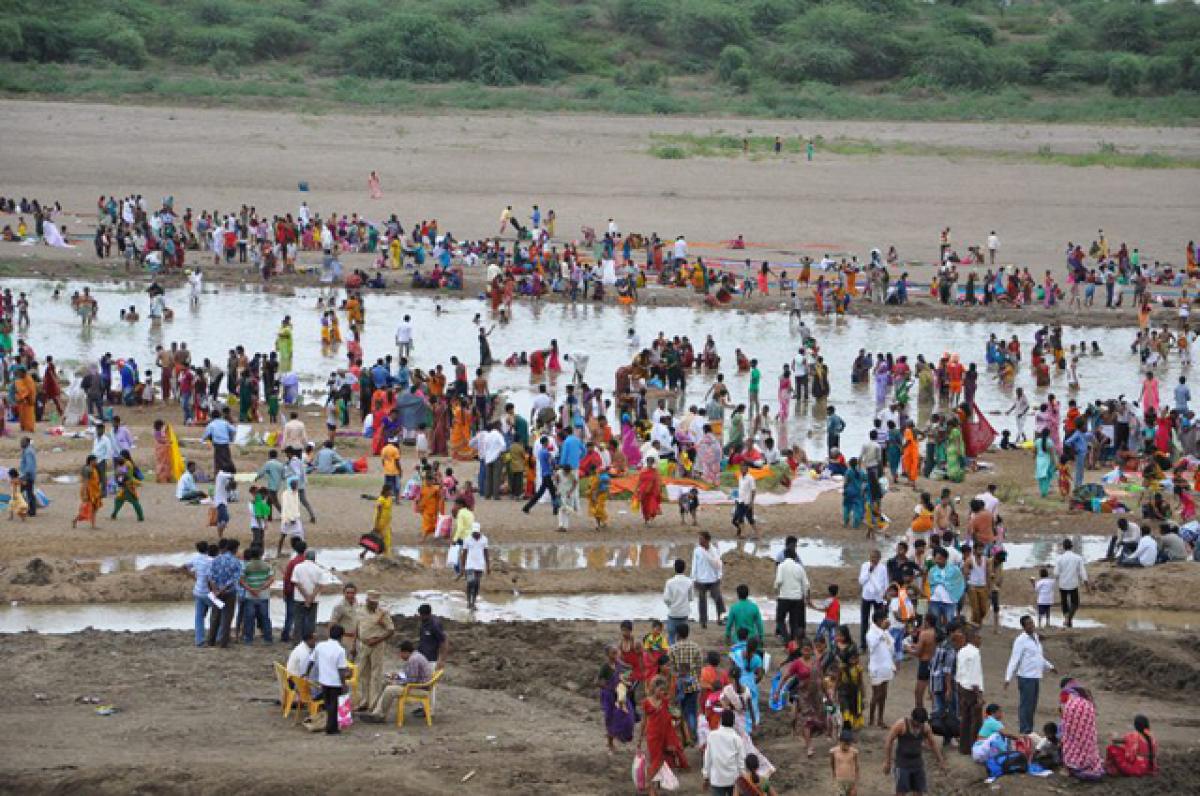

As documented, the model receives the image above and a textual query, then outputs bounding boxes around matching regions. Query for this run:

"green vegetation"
[648,132,1200,169]
[4,0,1200,123]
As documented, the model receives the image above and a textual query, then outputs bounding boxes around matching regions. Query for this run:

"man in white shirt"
[92,423,116,497]
[1004,615,1055,733]
[309,625,349,734]
[529,385,554,429]
[480,423,507,501]
[865,611,896,727]
[175,461,205,501]
[662,559,694,644]
[858,549,889,647]
[691,531,725,628]
[1119,526,1158,568]
[394,315,414,360]
[291,550,324,640]
[732,463,758,540]
[607,218,618,237]
[953,626,984,755]
[702,711,745,792]
[672,236,687,265]
[975,485,1000,517]
[1109,517,1141,560]
[1053,539,1089,628]
[987,230,999,265]
[280,412,309,452]
[459,529,490,610]
[773,550,809,643]
[286,631,317,682]
[860,431,882,477]
[792,348,809,401]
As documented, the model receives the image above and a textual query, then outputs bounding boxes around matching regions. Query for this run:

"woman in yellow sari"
[417,476,443,540]
[450,400,474,460]
[345,294,364,328]
[72,456,102,529]
[152,419,186,483]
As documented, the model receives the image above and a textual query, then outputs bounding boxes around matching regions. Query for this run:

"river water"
[17,279,1160,456]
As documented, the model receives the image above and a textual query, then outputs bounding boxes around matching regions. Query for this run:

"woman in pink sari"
[777,366,792,422]
[1059,678,1105,781]
[696,426,723,485]
[368,171,383,199]
[620,416,642,469]
[1140,372,1160,413]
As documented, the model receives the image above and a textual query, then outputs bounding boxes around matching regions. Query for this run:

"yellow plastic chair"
[274,662,295,717]
[346,662,360,705]
[395,669,444,728]
[291,677,322,722]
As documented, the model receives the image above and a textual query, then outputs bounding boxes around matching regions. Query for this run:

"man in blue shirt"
[203,407,237,474]
[1175,376,1191,414]
[18,437,37,517]
[559,428,585,472]
[521,436,559,516]
[205,538,243,648]
[186,540,212,647]
[1064,423,1093,489]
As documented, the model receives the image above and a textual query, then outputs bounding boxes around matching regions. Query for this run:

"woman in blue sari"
[728,635,764,731]
[842,458,865,528]
[885,421,903,481]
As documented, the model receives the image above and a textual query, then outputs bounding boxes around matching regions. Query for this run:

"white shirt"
[313,638,347,688]
[792,353,808,376]
[702,726,745,788]
[463,534,489,571]
[1034,577,1056,605]
[281,418,308,451]
[530,393,553,417]
[1133,534,1158,567]
[213,471,233,507]
[394,320,413,345]
[291,559,324,603]
[737,473,756,505]
[1118,521,1141,545]
[481,429,507,464]
[691,545,723,584]
[859,561,889,602]
[672,239,687,261]
[662,573,694,618]
[774,557,809,600]
[175,472,197,499]
[1054,550,1088,590]
[975,491,1000,516]
[954,643,984,690]
[1005,632,1053,682]
[287,641,315,677]
[866,624,896,681]
[987,234,999,251]
[651,422,674,451]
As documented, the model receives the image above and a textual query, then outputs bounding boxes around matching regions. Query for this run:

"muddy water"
[19,280,1160,455]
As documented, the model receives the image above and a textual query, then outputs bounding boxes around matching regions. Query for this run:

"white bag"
[652,763,679,791]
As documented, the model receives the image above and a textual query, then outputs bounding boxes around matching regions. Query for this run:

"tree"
[1107,54,1144,97]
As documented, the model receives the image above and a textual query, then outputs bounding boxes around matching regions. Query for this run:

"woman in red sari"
[1105,715,1157,777]
[43,356,63,416]
[638,676,687,795]
[637,460,663,524]
[429,396,449,457]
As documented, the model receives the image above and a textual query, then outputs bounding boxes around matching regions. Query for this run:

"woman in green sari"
[275,316,294,372]
[945,418,965,482]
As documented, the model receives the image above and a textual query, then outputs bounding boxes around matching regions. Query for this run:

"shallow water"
[18,279,1163,456]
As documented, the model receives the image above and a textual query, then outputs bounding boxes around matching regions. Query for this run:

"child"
[829,728,860,796]
[1031,567,1056,628]
[554,464,579,531]
[642,619,668,654]
[247,485,265,549]
[414,423,430,459]
[811,584,841,645]
[1033,721,1061,770]
[678,487,699,526]
[838,651,865,730]
[1057,453,1073,499]
[8,469,28,521]
[266,384,280,425]
[998,429,1014,450]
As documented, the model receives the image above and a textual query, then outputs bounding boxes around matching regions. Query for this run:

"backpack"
[930,708,960,739]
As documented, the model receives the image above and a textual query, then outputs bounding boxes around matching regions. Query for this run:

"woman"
[275,317,293,372]
[1105,714,1157,777]
[834,628,865,730]
[597,646,636,754]
[71,455,102,530]
[945,419,966,483]
[1034,428,1055,497]
[1059,678,1106,781]
[620,416,642,470]
[720,667,775,776]
[636,459,663,524]
[885,421,903,482]
[782,641,827,758]
[695,424,723,486]
[842,458,865,528]
[152,419,185,483]
[449,400,474,460]
[736,753,773,795]
[416,474,444,540]
[638,676,687,794]
[429,396,449,457]
[901,421,920,486]
[367,170,383,200]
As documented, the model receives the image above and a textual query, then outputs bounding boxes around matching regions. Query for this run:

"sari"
[417,483,443,538]
[637,466,662,521]
[14,373,36,432]
[599,660,636,743]
[1105,730,1157,778]
[719,684,774,775]
[275,325,293,372]
[620,422,642,469]
[901,427,920,483]
[642,694,687,778]
[696,432,723,485]
[587,476,608,526]
[1060,680,1105,781]
[430,400,449,456]
[74,464,102,522]
[945,427,965,482]
[449,404,474,460]
[153,424,185,483]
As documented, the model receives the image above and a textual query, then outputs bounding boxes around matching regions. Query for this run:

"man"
[1108,517,1141,560]
[92,422,116,497]
[395,314,414,360]
[315,440,353,474]
[280,537,306,643]
[887,541,918,587]
[732,462,758,539]
[883,707,947,796]
[175,460,205,502]
[724,584,763,646]
[910,613,938,711]
[205,539,243,648]
[1063,422,1093,489]
[702,711,745,795]
[365,640,434,723]
[18,437,36,517]
[954,626,983,756]
[459,526,490,610]
[692,531,725,628]
[1176,376,1191,414]
[860,430,882,479]
[292,548,324,640]
[310,624,350,735]
[203,408,237,475]
[661,558,693,645]
[926,548,963,628]
[929,620,958,746]
[1004,615,1055,734]
[669,623,702,741]
[417,603,449,669]
[481,422,508,500]
[239,545,274,644]
[1053,538,1089,628]
[355,590,395,712]
[286,631,317,681]
[773,549,809,643]
[747,359,761,422]
[962,544,992,626]
[521,436,559,515]
[280,412,309,452]
[185,540,211,647]
[1118,524,1158,568]
[858,549,888,648]
[826,405,845,452]
[792,347,809,400]
[1006,389,1030,443]
[329,584,361,658]
[986,230,999,265]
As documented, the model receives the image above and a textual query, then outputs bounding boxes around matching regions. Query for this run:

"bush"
[0,19,24,59]
[613,0,671,37]
[331,15,472,81]
[617,61,667,87]
[917,37,999,90]
[15,16,73,62]
[1050,50,1111,85]
[769,41,856,84]
[1145,56,1181,94]
[249,17,309,59]
[670,0,750,55]
[1107,53,1144,97]
[1094,4,1153,54]
[472,23,562,85]
[101,28,149,68]
[937,11,996,46]
[787,5,910,79]
[748,0,806,33]
[210,50,241,77]
[716,45,750,83]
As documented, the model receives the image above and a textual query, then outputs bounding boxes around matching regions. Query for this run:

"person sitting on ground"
[1104,714,1158,778]
[175,460,206,502]
[315,440,354,474]
[1117,524,1158,568]
[971,703,1022,764]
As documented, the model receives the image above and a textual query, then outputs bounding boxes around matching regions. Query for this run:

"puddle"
[11,280,1172,457]
[93,535,1109,577]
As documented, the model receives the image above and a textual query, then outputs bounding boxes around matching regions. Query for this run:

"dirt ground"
[2,619,1197,796]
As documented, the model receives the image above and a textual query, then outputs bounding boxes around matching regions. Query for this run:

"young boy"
[1031,567,1056,628]
[811,584,841,645]
[248,485,266,550]
[642,619,668,654]
[678,487,699,526]
[414,423,430,460]
[830,728,859,796]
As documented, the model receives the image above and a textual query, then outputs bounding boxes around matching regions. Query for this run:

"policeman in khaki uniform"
[329,584,361,658]
[355,590,395,711]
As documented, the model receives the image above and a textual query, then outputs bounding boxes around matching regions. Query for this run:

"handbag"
[930,708,960,739]
[358,532,384,554]
[631,752,648,791]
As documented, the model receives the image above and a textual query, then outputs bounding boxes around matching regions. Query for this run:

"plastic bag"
[652,763,678,791]
[337,694,354,729]
[631,752,647,791]
[435,514,452,539]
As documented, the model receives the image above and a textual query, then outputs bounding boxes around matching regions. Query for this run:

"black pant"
[294,601,318,639]
[485,459,503,499]
[523,475,558,513]
[1114,422,1129,453]
[794,375,808,400]
[1060,588,1080,625]
[206,589,237,648]
[22,476,36,517]
[323,684,343,734]
[776,598,805,641]
[859,599,881,648]
[213,443,234,474]
[697,581,725,627]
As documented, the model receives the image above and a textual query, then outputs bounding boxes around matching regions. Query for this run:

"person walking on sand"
[72,455,102,529]
[883,707,947,796]
[457,526,490,610]
[692,531,726,629]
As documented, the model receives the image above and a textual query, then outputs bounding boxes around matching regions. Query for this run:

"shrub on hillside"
[1107,53,1144,96]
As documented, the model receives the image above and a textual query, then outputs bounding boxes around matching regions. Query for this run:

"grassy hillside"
[3,0,1200,123]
